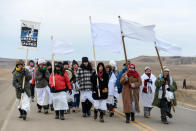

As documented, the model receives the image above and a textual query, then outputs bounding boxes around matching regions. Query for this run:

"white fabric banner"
[156,39,182,56]
[119,18,156,42]
[90,22,122,54]
[51,40,74,55]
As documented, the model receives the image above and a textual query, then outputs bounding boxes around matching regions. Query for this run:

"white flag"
[119,18,156,42]
[156,39,182,56]
[51,40,74,55]
[90,22,122,53]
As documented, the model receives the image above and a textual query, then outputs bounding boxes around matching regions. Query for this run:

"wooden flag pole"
[51,35,55,86]
[118,16,129,70]
[154,41,175,112]
[89,16,100,98]
[20,48,29,105]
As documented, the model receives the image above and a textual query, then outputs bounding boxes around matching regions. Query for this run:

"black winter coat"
[91,71,109,100]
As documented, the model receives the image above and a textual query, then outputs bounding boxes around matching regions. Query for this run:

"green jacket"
[152,74,177,108]
[35,67,50,88]
[12,68,32,99]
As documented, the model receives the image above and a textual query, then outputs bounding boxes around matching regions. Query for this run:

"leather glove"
[69,90,72,95]
[50,86,56,93]
[19,87,25,93]
[21,69,26,76]
[118,88,122,94]
[167,88,171,91]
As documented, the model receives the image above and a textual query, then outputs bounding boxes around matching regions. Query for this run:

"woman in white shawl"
[140,66,156,118]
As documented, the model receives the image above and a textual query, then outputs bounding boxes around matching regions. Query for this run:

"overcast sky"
[0,0,196,61]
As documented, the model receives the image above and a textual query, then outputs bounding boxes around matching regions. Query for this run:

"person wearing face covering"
[120,63,142,123]
[12,60,32,120]
[140,66,156,118]
[49,62,72,120]
[35,59,52,114]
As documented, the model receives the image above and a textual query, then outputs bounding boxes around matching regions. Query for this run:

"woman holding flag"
[49,62,72,120]
[91,62,109,123]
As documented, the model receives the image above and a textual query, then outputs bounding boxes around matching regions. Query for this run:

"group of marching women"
[12,57,177,124]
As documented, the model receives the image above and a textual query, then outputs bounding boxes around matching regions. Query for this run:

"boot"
[131,112,135,121]
[161,116,168,124]
[60,110,65,120]
[125,113,130,123]
[109,104,114,117]
[82,102,86,117]
[99,110,104,123]
[55,111,59,119]
[161,108,169,124]
[166,112,173,118]
[44,109,48,114]
[50,104,54,111]
[18,109,23,118]
[22,110,27,120]
[94,109,98,120]
[37,104,42,113]
[86,100,92,116]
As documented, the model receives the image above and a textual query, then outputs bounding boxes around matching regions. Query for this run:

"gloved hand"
[160,78,165,86]
[118,88,122,94]
[21,69,26,76]
[131,83,136,88]
[19,87,25,93]
[50,86,56,93]
[167,88,171,91]
[69,89,72,95]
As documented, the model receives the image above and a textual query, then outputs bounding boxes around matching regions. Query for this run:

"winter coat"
[12,68,32,99]
[35,67,50,88]
[91,71,109,100]
[117,67,127,90]
[120,72,142,113]
[49,72,72,92]
[152,74,177,108]
[76,67,94,91]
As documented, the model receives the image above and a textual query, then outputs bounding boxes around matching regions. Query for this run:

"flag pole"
[118,16,129,70]
[89,16,100,98]
[51,35,55,86]
[154,41,175,112]
[20,47,29,105]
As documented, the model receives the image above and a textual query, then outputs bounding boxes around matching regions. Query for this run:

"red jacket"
[49,72,72,91]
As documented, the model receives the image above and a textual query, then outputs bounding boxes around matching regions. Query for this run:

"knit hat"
[163,66,170,72]
[72,60,78,66]
[63,61,69,65]
[46,61,52,67]
[145,66,151,71]
[55,62,63,68]
[38,59,46,65]
[16,60,25,66]
[82,57,88,63]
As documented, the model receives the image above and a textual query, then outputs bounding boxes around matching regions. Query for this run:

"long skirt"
[94,100,107,111]
[80,90,94,104]
[36,86,52,106]
[52,92,69,110]
[17,92,31,112]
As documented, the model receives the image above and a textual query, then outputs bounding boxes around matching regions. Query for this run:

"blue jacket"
[117,67,127,90]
